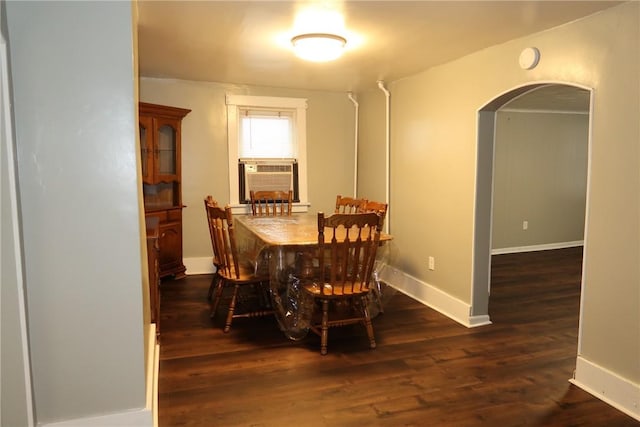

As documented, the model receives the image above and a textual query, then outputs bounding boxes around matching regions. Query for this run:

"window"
[226,95,308,213]
[239,109,294,158]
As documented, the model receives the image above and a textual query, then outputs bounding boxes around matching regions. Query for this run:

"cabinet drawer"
[167,209,182,222]
[146,209,182,224]
[145,212,164,223]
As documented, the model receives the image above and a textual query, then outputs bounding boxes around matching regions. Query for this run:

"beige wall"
[140,79,356,260]
[359,1,638,384]
[492,111,589,249]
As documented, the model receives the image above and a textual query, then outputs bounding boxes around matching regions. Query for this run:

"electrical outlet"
[428,256,435,270]
[522,220,528,230]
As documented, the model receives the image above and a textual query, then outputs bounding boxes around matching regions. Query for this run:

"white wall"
[5,1,149,425]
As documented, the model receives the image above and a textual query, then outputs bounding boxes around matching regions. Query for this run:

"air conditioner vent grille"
[256,164,292,173]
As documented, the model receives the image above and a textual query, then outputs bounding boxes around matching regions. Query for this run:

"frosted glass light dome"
[291,33,346,62]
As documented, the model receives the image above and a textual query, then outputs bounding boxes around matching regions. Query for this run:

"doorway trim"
[471,81,594,354]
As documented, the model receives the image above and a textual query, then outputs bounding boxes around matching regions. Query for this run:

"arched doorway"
[472,82,592,324]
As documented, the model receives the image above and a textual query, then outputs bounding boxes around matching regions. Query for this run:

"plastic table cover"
[234,213,396,340]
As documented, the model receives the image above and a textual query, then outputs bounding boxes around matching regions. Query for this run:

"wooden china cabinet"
[139,102,191,279]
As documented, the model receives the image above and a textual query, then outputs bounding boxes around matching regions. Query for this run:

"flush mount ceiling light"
[291,33,347,62]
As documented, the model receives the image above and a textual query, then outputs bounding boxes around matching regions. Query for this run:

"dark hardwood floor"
[158,247,638,426]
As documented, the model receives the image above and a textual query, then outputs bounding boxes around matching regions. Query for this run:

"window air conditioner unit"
[239,159,299,203]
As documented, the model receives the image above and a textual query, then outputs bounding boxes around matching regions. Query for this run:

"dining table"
[234,212,394,340]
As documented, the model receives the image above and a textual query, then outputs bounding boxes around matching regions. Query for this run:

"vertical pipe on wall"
[377,80,390,234]
[348,92,359,197]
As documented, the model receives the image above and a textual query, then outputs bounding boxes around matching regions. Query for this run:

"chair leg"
[207,274,219,300]
[361,296,377,349]
[256,282,271,309]
[210,277,224,318]
[373,281,384,314]
[320,299,330,355]
[224,284,240,333]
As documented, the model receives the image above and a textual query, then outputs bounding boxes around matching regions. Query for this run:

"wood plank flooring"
[158,247,638,426]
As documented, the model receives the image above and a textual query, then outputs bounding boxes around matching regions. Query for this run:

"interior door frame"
[1,3,36,424]
[471,81,593,358]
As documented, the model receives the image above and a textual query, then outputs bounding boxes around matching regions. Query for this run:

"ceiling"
[137,1,620,95]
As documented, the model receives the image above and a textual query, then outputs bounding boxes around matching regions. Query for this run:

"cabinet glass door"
[155,117,180,182]
[139,115,154,183]
[157,125,176,174]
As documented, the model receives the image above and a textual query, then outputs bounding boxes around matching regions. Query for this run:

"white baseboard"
[570,355,640,421]
[184,256,215,275]
[379,265,491,328]
[468,314,492,327]
[492,240,584,255]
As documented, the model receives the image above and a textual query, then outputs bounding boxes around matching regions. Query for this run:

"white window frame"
[226,94,309,214]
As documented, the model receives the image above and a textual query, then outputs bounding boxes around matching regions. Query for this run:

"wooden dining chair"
[205,200,273,332]
[250,190,293,216]
[361,200,388,224]
[301,211,383,355]
[335,195,367,214]
[360,200,389,313]
[204,195,220,300]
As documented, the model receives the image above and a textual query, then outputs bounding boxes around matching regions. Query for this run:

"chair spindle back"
[317,212,383,296]
[335,195,367,214]
[361,200,388,227]
[250,190,293,216]
[204,201,241,280]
